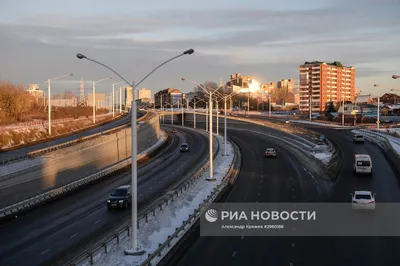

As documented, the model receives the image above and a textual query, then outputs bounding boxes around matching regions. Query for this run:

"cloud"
[0,1,399,94]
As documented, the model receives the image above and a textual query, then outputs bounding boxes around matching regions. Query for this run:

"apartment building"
[277,79,294,93]
[230,73,253,88]
[299,61,355,112]
[154,88,185,108]
[138,88,151,100]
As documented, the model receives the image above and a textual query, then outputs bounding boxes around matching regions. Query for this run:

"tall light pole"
[206,104,208,131]
[342,93,345,126]
[268,94,272,118]
[91,78,112,123]
[119,86,122,113]
[181,78,223,181]
[76,48,194,256]
[374,84,380,129]
[181,98,184,127]
[192,98,207,129]
[45,74,73,135]
[163,103,173,124]
[111,81,125,118]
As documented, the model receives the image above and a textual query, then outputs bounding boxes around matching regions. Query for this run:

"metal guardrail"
[66,132,221,266]
[0,111,150,166]
[139,139,240,266]
[0,129,166,219]
[353,129,391,151]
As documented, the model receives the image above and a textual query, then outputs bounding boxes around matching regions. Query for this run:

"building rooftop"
[302,61,353,68]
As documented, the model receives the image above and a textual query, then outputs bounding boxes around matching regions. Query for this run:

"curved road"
[0,112,141,160]
[176,118,400,266]
[0,125,209,266]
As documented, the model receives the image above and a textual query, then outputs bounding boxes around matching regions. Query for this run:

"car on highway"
[351,191,375,210]
[353,154,372,175]
[180,143,190,152]
[172,129,177,133]
[265,148,276,157]
[107,185,131,210]
[353,134,365,143]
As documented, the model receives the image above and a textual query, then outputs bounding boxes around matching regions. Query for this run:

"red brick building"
[299,61,356,112]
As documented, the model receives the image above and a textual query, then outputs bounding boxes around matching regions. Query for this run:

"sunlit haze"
[1,0,399,95]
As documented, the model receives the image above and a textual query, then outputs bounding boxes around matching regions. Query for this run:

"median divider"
[140,139,241,266]
[62,129,221,266]
[0,111,149,166]
[0,129,168,220]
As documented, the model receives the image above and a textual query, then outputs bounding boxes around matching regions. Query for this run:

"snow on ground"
[377,128,400,137]
[90,135,234,266]
[0,157,45,177]
[312,144,333,165]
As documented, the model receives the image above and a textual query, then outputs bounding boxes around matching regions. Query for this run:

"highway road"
[0,125,209,266]
[0,112,143,160]
[176,118,400,266]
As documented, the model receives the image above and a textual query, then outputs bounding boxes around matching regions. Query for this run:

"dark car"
[172,129,177,133]
[107,185,131,210]
[180,143,190,152]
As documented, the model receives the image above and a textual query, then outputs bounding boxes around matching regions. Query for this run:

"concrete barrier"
[0,111,161,208]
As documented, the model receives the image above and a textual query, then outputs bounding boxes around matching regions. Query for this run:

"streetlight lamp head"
[393,75,400,79]
[374,84,379,87]
[69,73,73,76]
[76,53,86,59]
[183,49,194,55]
[181,77,187,81]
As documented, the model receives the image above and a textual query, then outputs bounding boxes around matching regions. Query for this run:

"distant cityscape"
[25,60,399,118]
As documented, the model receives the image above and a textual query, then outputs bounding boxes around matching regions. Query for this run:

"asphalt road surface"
[176,118,400,266]
[0,112,141,160]
[0,125,208,266]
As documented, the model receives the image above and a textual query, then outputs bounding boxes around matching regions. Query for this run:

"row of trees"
[0,81,38,124]
[0,81,107,125]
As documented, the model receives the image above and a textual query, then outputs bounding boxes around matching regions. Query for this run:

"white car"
[265,148,276,157]
[353,134,365,143]
[351,191,375,210]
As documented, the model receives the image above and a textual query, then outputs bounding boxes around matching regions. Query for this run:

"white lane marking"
[292,195,296,199]
[258,193,260,196]
[41,249,49,255]
[260,186,262,189]
[139,193,143,197]
[290,263,294,266]
[292,242,296,248]
[232,251,237,257]
[241,236,244,240]
[149,187,153,190]
[94,220,100,224]
[71,233,79,238]
[292,188,295,192]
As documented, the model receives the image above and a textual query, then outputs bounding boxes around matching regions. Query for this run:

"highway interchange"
[177,114,400,266]
[0,112,399,266]
[0,125,209,266]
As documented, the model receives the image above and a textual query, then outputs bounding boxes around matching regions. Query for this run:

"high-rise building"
[154,88,185,108]
[87,93,106,107]
[277,79,295,93]
[138,88,151,100]
[299,61,355,112]
[125,86,133,108]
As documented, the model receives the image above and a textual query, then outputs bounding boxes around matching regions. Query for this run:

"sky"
[1,0,400,97]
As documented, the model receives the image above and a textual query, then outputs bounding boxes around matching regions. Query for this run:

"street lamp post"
[76,48,194,256]
[374,84,380,129]
[206,104,208,131]
[92,78,113,123]
[216,100,219,135]
[342,93,345,126]
[181,78,223,181]
[181,98,184,127]
[46,74,73,135]
[269,94,272,118]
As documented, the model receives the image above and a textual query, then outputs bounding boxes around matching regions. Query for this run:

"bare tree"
[272,85,289,105]
[63,90,75,99]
